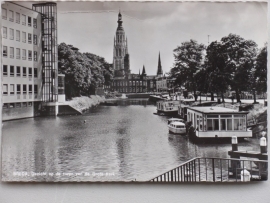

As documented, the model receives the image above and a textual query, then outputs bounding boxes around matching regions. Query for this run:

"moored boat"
[186,106,252,139]
[168,121,186,134]
[156,100,181,116]
[168,118,185,124]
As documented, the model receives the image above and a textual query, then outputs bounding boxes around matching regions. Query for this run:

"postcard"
[1,1,268,182]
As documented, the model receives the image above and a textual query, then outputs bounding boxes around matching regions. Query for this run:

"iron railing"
[149,157,268,182]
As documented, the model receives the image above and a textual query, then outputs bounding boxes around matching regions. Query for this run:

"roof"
[170,121,185,125]
[187,106,248,114]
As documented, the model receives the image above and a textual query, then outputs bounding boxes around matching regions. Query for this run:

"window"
[28,102,32,107]
[2,8,7,19]
[33,18,37,28]
[16,30,20,41]
[22,49,26,60]
[10,66,14,77]
[16,12,20,23]
[28,50,32,60]
[29,85,32,94]
[23,67,27,77]
[10,84,14,95]
[28,33,32,44]
[3,46,7,57]
[3,103,8,108]
[16,103,21,108]
[22,14,26,25]
[28,67,32,77]
[16,66,21,77]
[34,51,37,61]
[34,68,37,77]
[34,35,37,45]
[233,115,246,131]
[34,85,38,94]
[16,48,20,59]
[22,102,27,107]
[9,28,14,40]
[28,16,31,26]
[23,84,27,94]
[9,10,14,22]
[3,27,7,38]
[10,47,14,58]
[3,65,8,76]
[22,32,26,42]
[9,103,15,108]
[206,115,219,131]
[17,84,21,94]
[3,84,8,95]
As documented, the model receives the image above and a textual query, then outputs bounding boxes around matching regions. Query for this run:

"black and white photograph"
[1,1,268,182]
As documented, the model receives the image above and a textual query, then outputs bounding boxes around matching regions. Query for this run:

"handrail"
[149,157,268,182]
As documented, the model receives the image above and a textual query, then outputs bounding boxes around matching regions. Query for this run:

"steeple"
[142,65,146,76]
[117,11,123,31]
[157,51,163,76]
[139,69,140,76]
[126,37,128,54]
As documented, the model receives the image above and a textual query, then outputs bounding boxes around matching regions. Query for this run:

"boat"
[156,100,181,116]
[148,94,169,103]
[168,118,185,124]
[186,106,252,139]
[168,121,186,134]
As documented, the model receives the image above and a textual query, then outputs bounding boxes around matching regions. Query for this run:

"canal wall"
[65,95,105,113]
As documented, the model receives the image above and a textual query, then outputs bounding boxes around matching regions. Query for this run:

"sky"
[17,1,267,75]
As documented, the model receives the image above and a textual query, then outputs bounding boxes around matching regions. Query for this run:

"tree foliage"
[58,43,113,99]
[254,45,267,94]
[170,39,206,101]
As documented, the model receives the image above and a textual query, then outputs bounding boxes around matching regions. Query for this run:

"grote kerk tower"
[113,11,130,77]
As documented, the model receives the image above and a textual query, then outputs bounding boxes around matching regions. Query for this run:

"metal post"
[212,158,215,182]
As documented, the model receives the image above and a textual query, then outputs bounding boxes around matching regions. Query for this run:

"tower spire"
[142,65,146,76]
[157,51,163,76]
[139,69,140,75]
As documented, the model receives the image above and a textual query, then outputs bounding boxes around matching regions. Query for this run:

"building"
[111,12,160,93]
[2,2,62,120]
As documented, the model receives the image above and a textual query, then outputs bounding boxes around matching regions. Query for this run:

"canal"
[2,99,260,182]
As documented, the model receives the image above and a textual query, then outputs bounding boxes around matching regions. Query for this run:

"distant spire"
[139,69,140,75]
[117,10,123,30]
[157,51,163,76]
[126,37,128,54]
[142,65,146,75]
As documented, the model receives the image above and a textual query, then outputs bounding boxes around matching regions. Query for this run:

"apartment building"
[2,2,60,120]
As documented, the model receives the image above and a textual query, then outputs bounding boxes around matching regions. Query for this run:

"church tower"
[113,11,130,77]
[157,52,163,77]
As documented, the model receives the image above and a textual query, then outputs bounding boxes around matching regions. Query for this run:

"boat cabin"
[186,106,252,138]
[157,100,181,116]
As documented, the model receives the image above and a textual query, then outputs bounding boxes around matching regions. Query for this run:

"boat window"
[220,119,226,131]
[207,118,219,131]
[207,114,219,118]
[234,116,246,131]
[227,119,232,130]
[221,115,232,118]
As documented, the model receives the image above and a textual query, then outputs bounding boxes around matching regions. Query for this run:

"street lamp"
[253,88,257,104]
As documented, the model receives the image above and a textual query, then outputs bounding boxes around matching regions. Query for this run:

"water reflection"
[2,99,260,182]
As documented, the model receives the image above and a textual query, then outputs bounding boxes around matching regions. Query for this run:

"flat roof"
[187,106,248,114]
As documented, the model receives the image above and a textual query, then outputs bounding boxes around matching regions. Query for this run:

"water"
[1,99,260,182]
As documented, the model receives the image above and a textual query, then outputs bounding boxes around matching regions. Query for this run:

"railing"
[149,157,268,182]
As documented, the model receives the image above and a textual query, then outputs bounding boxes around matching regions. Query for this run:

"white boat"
[168,118,185,124]
[168,121,186,134]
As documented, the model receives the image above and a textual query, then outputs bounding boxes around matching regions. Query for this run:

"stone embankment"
[66,95,105,113]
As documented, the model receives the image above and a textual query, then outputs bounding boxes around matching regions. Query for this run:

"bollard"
[232,136,238,151]
[241,167,251,182]
[260,137,267,154]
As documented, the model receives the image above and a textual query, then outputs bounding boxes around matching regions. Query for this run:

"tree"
[204,41,231,102]
[58,43,113,99]
[220,34,258,102]
[254,45,267,94]
[170,39,206,101]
